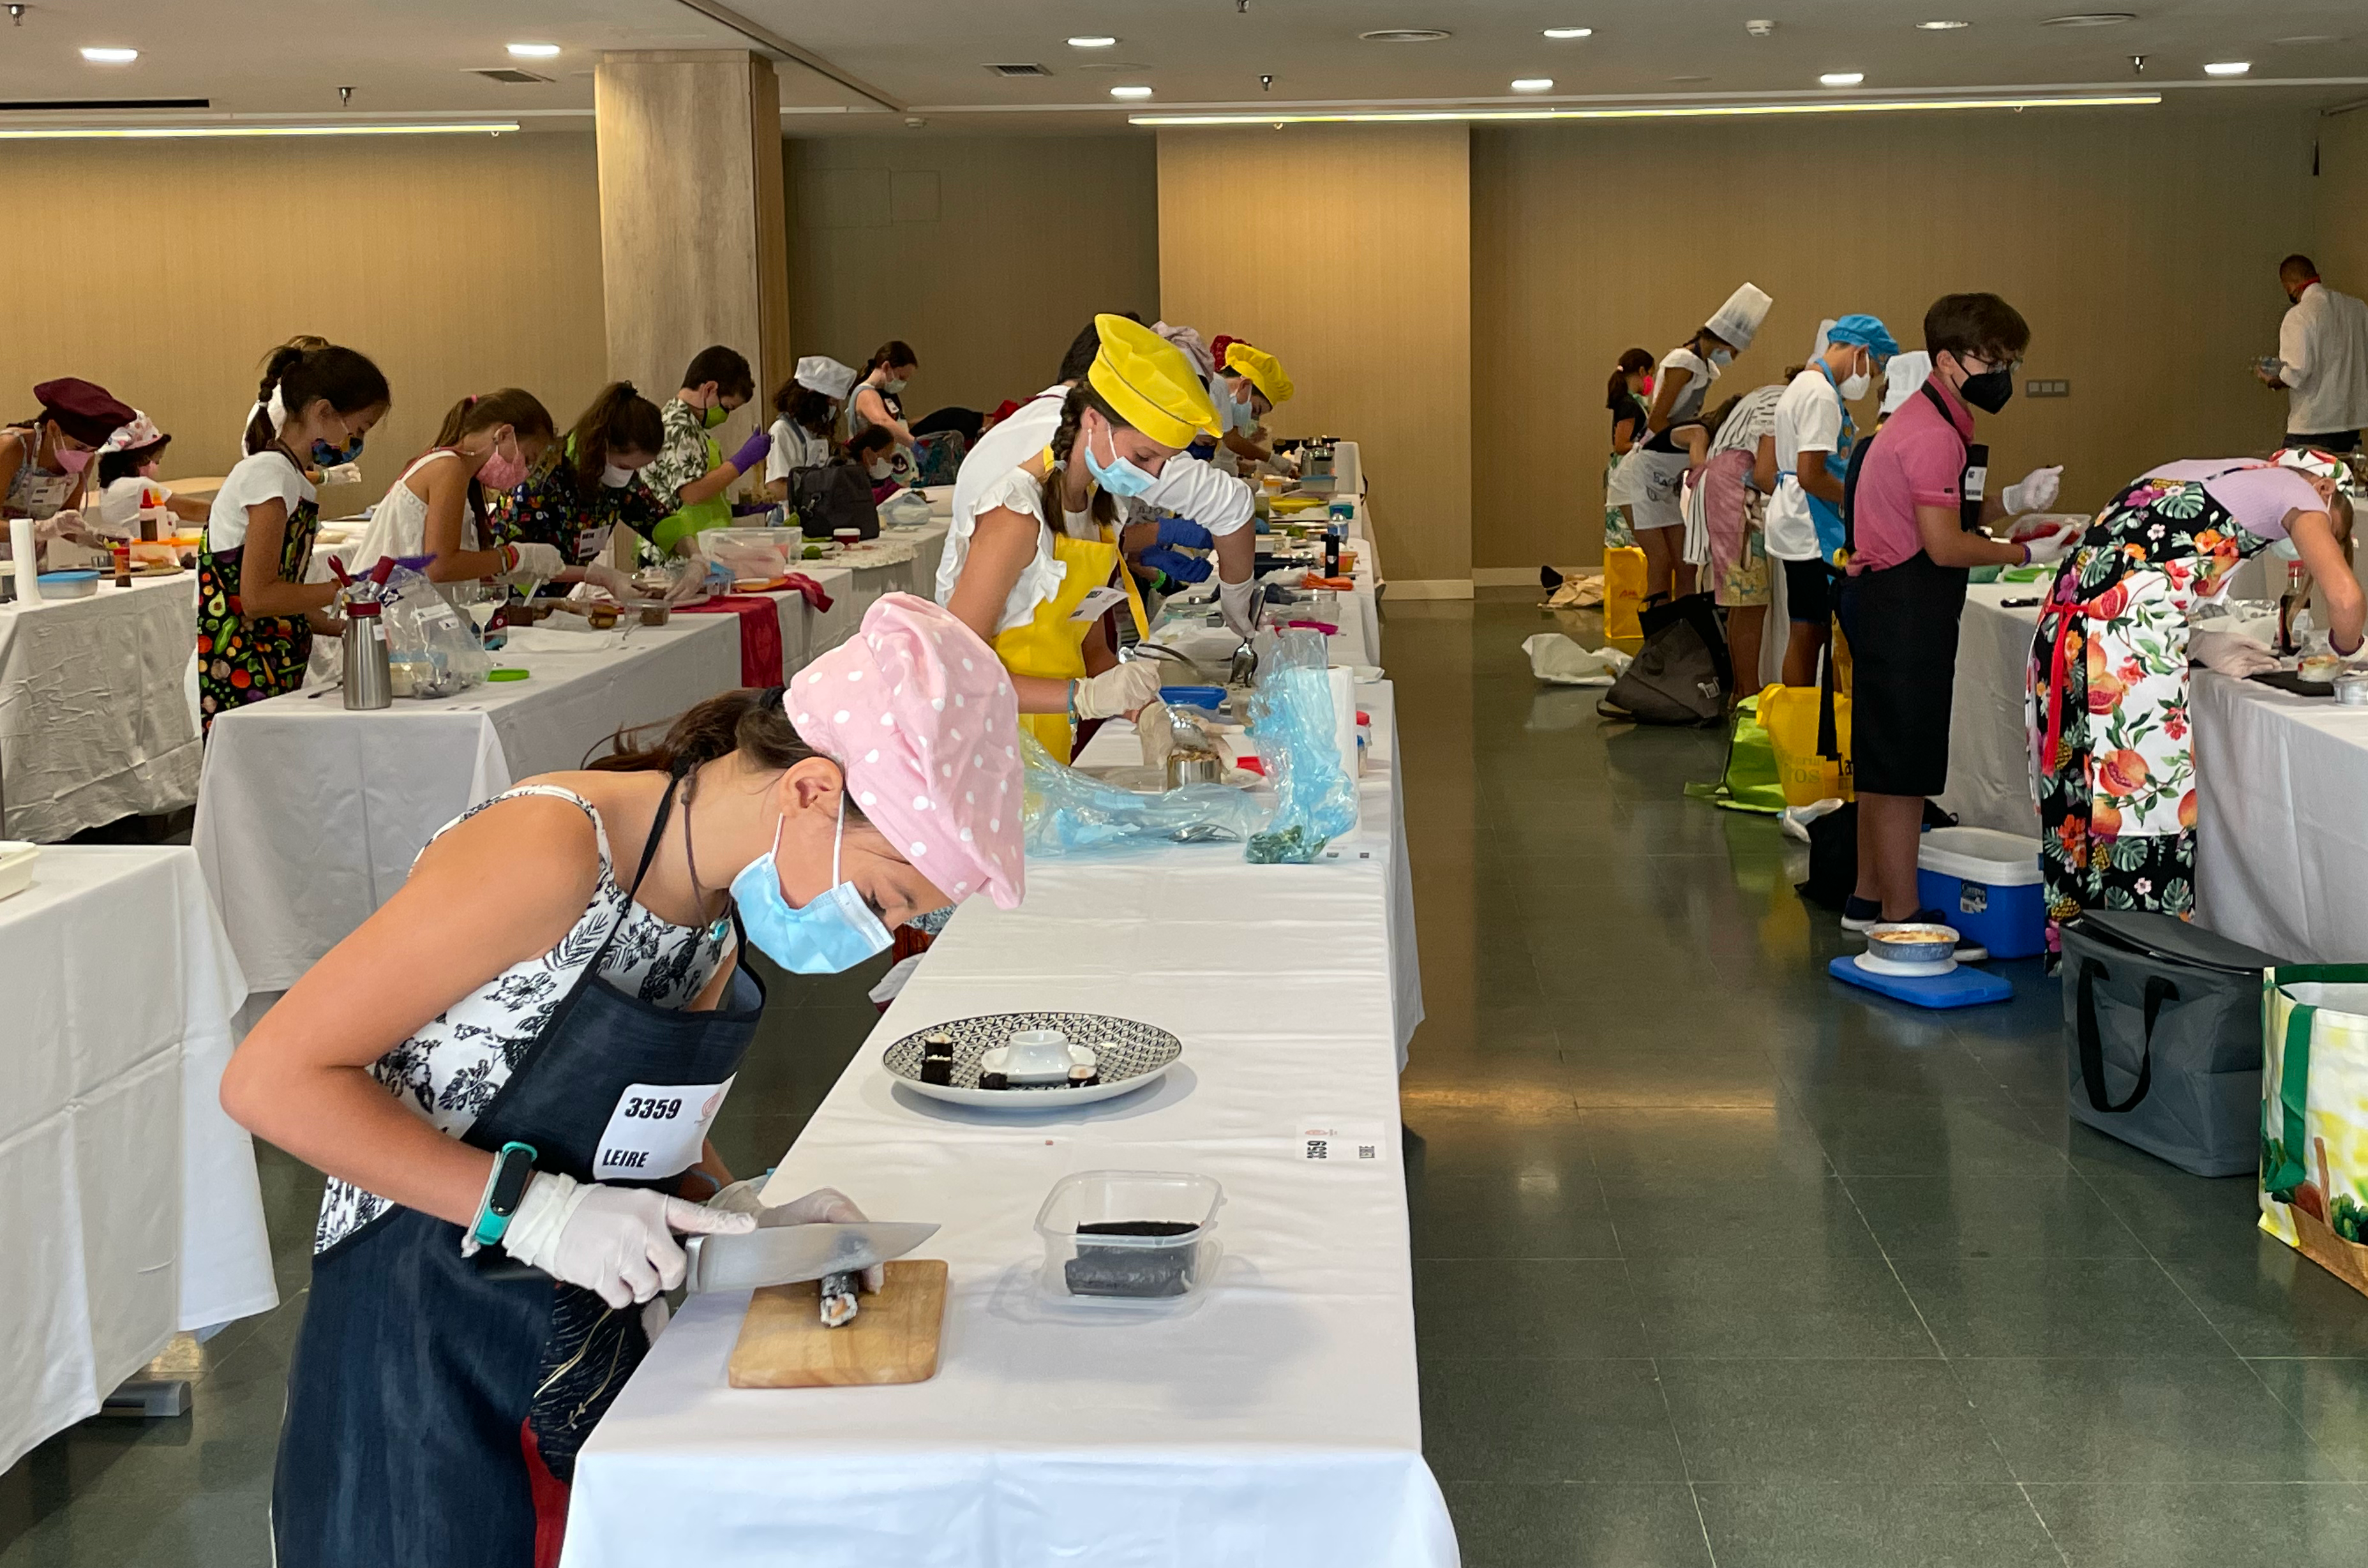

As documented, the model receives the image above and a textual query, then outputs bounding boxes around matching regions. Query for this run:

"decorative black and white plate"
[883,1012,1183,1109]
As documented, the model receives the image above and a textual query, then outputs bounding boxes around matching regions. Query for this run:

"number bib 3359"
[594,1077,735,1181]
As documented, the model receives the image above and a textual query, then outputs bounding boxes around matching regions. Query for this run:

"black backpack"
[790,461,880,540]
[1598,593,1731,726]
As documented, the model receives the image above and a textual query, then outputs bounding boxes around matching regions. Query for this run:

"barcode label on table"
[1292,1118,1388,1165]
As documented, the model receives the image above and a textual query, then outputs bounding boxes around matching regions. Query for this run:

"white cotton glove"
[503,541,566,585]
[501,1170,755,1310]
[2002,466,2063,516]
[1218,574,1262,640]
[580,562,636,602]
[1073,659,1165,721]
[2018,525,2078,567]
[2190,628,2282,678]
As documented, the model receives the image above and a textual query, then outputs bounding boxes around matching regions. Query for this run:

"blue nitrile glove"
[1141,546,1212,583]
[1155,517,1214,551]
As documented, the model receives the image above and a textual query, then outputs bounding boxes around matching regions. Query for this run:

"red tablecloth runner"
[678,595,783,687]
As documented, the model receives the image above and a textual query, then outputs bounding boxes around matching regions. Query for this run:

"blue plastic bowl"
[1160,684,1226,712]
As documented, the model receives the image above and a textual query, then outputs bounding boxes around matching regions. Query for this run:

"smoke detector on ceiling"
[985,63,1053,77]
[472,67,553,84]
[1744,19,1776,38]
[1359,29,1451,44]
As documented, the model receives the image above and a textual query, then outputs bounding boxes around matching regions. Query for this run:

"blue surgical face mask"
[1229,391,1257,433]
[1082,423,1158,498]
[729,795,892,975]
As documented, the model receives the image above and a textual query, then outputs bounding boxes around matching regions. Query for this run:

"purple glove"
[728,429,771,474]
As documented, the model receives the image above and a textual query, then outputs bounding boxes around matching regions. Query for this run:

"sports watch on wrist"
[466,1140,539,1254]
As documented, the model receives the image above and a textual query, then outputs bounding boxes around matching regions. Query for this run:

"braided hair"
[1037,385,1123,537]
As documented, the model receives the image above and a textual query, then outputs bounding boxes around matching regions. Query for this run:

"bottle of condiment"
[2279,560,2311,655]
[112,544,132,590]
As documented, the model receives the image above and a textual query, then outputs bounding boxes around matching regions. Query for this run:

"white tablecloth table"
[1,845,274,1472]
[0,573,201,842]
[193,615,741,990]
[564,665,1443,1568]
[1946,583,2368,963]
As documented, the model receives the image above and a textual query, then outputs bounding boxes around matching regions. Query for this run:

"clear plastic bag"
[378,566,489,699]
[1244,628,1358,862]
[1020,729,1268,855]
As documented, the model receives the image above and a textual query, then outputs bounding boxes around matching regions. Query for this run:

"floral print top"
[313,785,732,1253]
[640,398,716,517]
[484,447,664,567]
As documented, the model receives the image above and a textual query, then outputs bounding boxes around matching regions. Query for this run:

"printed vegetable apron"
[272,779,765,1568]
[2024,467,2274,950]
[197,452,319,734]
[991,455,1151,762]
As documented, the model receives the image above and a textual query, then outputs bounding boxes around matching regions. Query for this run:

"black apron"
[274,778,766,1568]
[1827,382,1984,793]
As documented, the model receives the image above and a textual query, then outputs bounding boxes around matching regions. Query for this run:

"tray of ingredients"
[882,1012,1181,1109]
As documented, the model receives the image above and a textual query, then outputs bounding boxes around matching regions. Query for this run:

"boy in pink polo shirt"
[1836,293,2078,945]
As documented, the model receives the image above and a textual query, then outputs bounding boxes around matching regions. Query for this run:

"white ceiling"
[2,0,2363,130]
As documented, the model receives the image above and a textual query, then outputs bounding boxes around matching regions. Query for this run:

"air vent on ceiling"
[985,63,1052,78]
[1360,29,1452,43]
[2041,12,2138,26]
[472,67,554,84]
[0,97,209,111]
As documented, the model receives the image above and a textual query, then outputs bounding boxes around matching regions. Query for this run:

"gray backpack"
[1599,594,1728,726]
[2060,911,2282,1177]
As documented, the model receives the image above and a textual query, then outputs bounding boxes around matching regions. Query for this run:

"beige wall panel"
[1160,125,1473,587]
[1474,105,2318,569]
[2317,110,2368,299]
[783,135,1160,417]
[0,132,606,505]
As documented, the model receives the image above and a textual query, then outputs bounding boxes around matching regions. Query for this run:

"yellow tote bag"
[1757,683,1853,806]
[1602,546,1647,654]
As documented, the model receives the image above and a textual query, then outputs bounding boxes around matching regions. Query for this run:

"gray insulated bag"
[2060,910,2282,1177]
[1598,594,1728,726]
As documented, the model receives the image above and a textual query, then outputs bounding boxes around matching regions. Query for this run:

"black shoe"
[1840,895,1884,933]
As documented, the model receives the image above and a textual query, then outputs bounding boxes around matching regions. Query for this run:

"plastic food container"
[1158,685,1227,713]
[1915,825,2046,959]
[0,840,38,902]
[1035,1170,1222,1305]
[36,569,101,599]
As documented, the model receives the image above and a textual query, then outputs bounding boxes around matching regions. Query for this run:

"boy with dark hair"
[1836,292,2078,944]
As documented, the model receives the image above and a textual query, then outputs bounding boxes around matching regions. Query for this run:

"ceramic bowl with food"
[1866,925,1959,965]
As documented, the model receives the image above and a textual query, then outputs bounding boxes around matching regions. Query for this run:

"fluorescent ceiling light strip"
[0,122,521,139]
[1131,94,2159,126]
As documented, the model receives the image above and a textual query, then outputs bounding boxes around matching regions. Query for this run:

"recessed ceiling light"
[80,47,139,63]
[1359,29,1452,43]
[1667,74,1712,82]
[1511,78,1555,93]
[2275,35,2337,45]
[1820,71,1866,86]
[1542,27,1594,40]
[1067,36,1118,49]
[506,43,561,58]
[1110,84,1153,99]
[2042,13,2137,26]
[2203,60,2252,75]
[1916,20,1971,29]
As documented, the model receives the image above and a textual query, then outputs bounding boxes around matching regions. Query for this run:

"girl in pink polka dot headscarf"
[785,592,1027,909]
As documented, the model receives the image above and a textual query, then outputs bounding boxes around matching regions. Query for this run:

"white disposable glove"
[1072,659,1165,721]
[706,1184,884,1291]
[1218,574,1262,640]
[2190,628,2282,678]
[501,1170,754,1310]
[320,463,364,488]
[2018,525,2078,566]
[580,562,635,602]
[2002,466,2063,515]
[1269,449,1300,478]
[664,561,712,603]
[504,541,566,584]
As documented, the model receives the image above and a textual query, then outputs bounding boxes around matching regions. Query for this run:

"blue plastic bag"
[1245,629,1358,863]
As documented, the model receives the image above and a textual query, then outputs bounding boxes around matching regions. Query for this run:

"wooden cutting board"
[726,1258,948,1388]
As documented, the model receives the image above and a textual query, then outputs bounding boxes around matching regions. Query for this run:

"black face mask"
[1960,368,2014,415]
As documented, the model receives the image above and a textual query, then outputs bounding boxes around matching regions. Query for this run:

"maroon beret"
[34,378,137,446]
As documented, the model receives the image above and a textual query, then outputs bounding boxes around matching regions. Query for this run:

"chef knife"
[680,1221,938,1295]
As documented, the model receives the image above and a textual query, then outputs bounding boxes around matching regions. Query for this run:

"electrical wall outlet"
[2025,379,2071,398]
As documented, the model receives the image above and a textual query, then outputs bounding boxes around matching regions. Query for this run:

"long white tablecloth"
[193,615,742,990]
[565,678,1447,1565]
[0,573,201,842]
[1947,583,2368,962]
[1,845,275,1473]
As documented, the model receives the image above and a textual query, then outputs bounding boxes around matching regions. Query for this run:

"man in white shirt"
[2259,254,2368,452]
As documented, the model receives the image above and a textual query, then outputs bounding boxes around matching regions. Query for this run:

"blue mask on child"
[311,431,364,467]
[1082,426,1158,498]
[729,796,891,975]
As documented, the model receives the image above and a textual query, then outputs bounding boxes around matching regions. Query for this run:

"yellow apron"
[652,432,733,555]
[992,480,1152,762]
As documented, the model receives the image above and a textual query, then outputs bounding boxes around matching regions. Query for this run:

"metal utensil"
[1165,752,1225,788]
[1121,641,1195,669]
[1227,640,1258,688]
[680,1220,938,1294]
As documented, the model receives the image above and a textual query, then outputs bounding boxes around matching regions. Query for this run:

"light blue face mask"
[1082,424,1159,498]
[1229,391,1257,433]
[728,795,892,974]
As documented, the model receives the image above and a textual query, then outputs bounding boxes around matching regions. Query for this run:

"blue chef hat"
[1825,313,1899,360]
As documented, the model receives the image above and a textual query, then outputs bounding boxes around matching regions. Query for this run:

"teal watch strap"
[470,1140,539,1250]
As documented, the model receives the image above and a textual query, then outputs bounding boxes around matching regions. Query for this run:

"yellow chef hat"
[1223,341,1295,407]
[1088,313,1221,447]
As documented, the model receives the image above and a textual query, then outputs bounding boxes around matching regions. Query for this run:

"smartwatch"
[467,1140,539,1254]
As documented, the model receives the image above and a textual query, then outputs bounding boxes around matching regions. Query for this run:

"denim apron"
[273,776,767,1568]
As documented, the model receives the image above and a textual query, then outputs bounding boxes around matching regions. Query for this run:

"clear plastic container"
[1035,1170,1223,1306]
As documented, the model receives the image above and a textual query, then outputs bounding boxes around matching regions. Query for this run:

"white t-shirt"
[92,475,170,535]
[936,384,1255,632]
[765,418,831,484]
[1763,370,1847,563]
[1654,347,1718,432]
[205,450,315,554]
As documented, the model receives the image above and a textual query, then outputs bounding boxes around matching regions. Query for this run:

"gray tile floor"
[6,594,2365,1567]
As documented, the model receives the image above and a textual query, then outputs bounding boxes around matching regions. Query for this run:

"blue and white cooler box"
[1917,826,2046,960]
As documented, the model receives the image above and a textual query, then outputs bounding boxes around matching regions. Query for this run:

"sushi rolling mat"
[726,1259,948,1388]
